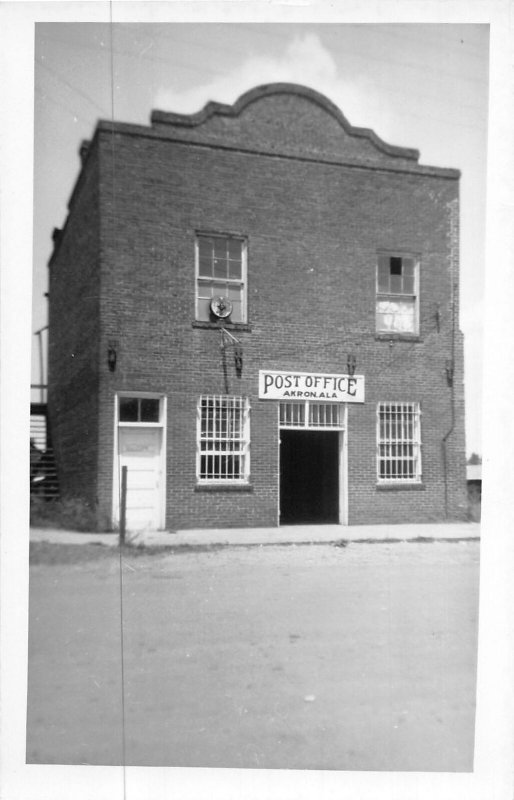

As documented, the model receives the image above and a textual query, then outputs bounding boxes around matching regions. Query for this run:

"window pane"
[390,257,402,275]
[228,256,242,280]
[141,398,160,422]
[198,237,213,259]
[402,258,415,276]
[308,403,341,427]
[197,297,212,321]
[280,402,306,427]
[197,278,213,296]
[376,311,388,331]
[227,287,243,320]
[198,255,213,277]
[228,239,241,258]
[227,285,242,301]
[200,455,211,479]
[227,240,242,279]
[402,276,415,294]
[377,258,390,292]
[119,397,138,421]
[213,257,226,279]
[213,238,227,258]
[390,273,402,293]
[376,299,415,332]
[212,280,228,296]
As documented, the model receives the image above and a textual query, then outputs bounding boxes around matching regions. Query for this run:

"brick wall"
[48,86,467,529]
[47,145,101,509]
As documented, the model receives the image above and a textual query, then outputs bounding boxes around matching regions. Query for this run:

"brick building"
[47,83,467,531]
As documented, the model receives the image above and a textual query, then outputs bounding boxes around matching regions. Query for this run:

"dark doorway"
[280,430,339,524]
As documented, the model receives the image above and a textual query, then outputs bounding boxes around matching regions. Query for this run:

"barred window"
[377,402,422,481]
[376,255,419,335]
[197,395,250,482]
[196,235,247,323]
[280,402,344,430]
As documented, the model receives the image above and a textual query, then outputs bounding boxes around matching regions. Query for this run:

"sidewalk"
[30,521,480,548]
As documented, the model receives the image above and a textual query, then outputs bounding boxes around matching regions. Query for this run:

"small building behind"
[466,463,482,503]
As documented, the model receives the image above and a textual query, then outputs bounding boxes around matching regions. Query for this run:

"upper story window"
[376,254,419,335]
[196,234,247,323]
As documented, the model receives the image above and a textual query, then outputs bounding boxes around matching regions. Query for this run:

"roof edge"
[93,119,461,179]
[150,83,421,163]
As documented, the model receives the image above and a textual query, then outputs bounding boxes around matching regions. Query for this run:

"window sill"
[375,332,421,342]
[376,482,425,491]
[195,483,254,493]
[118,421,163,427]
[192,321,252,333]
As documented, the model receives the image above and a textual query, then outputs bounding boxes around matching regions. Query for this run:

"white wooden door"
[118,428,163,531]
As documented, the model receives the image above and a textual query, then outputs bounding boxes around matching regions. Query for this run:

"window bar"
[198,395,249,482]
[377,402,421,481]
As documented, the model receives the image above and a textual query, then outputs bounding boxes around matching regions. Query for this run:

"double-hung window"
[197,395,250,482]
[377,402,422,482]
[376,254,419,335]
[196,234,247,323]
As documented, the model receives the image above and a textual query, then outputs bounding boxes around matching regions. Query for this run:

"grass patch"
[30,496,112,532]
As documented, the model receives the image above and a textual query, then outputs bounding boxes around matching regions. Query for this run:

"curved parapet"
[150,82,422,169]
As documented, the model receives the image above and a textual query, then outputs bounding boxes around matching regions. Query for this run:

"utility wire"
[248,304,452,362]
[38,32,230,78]
[37,58,110,116]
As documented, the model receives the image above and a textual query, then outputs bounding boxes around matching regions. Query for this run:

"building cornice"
[93,119,461,180]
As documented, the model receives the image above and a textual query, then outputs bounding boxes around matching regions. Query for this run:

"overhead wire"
[37,58,110,116]
[245,303,453,362]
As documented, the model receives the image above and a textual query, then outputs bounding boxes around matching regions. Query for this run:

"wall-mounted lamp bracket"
[107,346,117,372]
[347,353,357,376]
[445,359,454,387]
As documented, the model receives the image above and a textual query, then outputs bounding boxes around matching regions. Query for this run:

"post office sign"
[258,370,365,403]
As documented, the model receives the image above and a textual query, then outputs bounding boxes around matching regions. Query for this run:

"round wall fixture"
[210,295,233,319]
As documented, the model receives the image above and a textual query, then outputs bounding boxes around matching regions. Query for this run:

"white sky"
[32,21,488,454]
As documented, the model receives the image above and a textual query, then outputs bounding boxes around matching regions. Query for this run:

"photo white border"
[1,1,513,798]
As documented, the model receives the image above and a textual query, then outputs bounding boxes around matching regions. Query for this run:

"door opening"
[280,429,339,524]
[114,394,166,532]
[118,427,163,531]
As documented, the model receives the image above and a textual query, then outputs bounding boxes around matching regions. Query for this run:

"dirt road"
[26,539,479,771]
